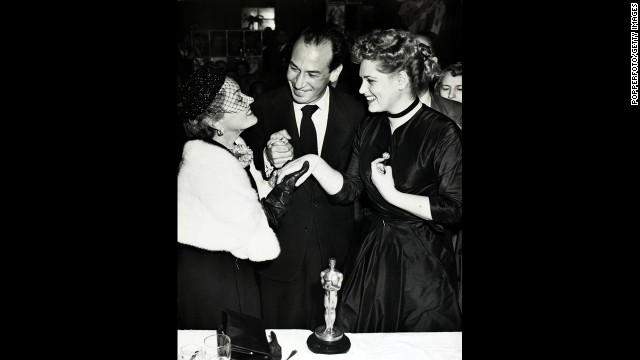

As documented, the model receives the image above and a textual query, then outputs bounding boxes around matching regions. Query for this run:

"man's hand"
[266,130,294,169]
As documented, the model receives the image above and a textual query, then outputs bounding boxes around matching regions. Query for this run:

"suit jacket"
[242,86,366,281]
[430,93,462,128]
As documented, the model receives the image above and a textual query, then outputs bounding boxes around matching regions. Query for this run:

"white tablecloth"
[178,329,461,360]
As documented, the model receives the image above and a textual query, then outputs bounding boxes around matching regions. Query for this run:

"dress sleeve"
[429,124,462,224]
[327,119,367,204]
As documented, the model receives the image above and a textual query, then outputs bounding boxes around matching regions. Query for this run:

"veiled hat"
[177,62,226,122]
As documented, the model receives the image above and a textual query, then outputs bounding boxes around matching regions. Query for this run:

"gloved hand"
[262,161,309,229]
[268,331,282,360]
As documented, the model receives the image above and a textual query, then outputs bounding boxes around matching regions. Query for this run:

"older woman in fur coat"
[177,63,308,330]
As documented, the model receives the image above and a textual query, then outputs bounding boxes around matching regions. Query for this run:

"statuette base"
[306,331,351,354]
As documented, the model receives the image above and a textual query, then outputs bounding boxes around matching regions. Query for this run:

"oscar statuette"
[306,258,351,354]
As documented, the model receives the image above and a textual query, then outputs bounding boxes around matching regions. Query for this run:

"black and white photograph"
[23,0,640,358]
[168,0,639,359]
[177,0,463,358]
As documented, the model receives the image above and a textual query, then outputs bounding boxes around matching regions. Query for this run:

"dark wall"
[177,0,462,65]
[177,0,331,44]
[366,0,462,66]
[273,0,327,38]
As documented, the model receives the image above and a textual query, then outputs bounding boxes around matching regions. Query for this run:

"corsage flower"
[231,143,254,168]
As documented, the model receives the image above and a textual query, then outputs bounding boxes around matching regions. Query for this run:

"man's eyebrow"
[289,60,323,75]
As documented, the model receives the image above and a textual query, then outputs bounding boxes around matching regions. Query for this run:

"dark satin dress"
[330,104,462,332]
[177,140,262,330]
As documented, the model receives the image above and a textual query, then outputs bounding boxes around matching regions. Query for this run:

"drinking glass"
[203,334,231,360]
[179,343,203,360]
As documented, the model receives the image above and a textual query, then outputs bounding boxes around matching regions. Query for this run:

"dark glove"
[262,161,309,229]
[268,331,282,360]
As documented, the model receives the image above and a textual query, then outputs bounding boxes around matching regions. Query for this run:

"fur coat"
[178,139,280,261]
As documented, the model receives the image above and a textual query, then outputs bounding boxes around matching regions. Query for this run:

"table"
[178,329,461,360]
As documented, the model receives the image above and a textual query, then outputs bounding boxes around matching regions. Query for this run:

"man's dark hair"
[297,22,347,71]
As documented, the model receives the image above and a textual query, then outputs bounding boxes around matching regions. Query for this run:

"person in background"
[249,79,268,99]
[242,23,366,331]
[275,29,293,75]
[262,29,293,90]
[413,34,462,129]
[437,62,462,103]
[277,28,462,332]
[214,59,228,72]
[332,29,365,102]
[177,34,195,86]
[177,63,309,330]
[260,27,279,89]
[231,59,256,95]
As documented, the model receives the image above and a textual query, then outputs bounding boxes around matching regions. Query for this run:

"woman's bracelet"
[267,170,279,188]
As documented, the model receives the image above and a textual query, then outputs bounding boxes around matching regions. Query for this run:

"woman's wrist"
[312,156,344,195]
[380,187,400,205]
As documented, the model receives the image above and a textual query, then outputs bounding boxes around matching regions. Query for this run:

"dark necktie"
[299,105,319,156]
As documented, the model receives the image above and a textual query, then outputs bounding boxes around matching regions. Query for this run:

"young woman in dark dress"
[277,29,462,332]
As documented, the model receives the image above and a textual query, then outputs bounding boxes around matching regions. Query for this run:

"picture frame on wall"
[327,1,346,28]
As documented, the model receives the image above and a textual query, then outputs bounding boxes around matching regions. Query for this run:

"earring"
[216,128,224,136]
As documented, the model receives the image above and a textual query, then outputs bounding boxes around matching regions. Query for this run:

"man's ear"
[329,64,344,83]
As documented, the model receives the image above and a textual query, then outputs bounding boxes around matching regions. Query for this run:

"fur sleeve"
[177,140,280,261]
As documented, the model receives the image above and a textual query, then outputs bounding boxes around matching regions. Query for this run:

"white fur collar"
[178,140,280,261]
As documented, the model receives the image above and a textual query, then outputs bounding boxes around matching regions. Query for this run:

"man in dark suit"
[242,23,366,330]
[421,90,463,129]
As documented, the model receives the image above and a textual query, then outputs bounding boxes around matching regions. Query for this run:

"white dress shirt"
[291,86,330,156]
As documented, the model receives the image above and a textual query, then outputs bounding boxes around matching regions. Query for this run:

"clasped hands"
[268,129,396,197]
[266,130,294,169]
[267,129,316,187]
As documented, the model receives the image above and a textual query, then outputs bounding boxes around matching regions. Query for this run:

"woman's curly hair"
[351,29,441,96]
